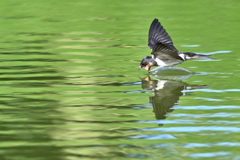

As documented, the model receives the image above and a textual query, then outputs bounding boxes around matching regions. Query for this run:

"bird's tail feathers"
[184,52,213,60]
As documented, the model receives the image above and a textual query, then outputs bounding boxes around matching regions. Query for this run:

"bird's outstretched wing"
[148,18,177,51]
[148,18,184,63]
[152,43,184,63]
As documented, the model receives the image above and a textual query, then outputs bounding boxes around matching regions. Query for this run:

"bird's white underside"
[178,53,185,60]
[152,53,186,67]
[155,58,167,66]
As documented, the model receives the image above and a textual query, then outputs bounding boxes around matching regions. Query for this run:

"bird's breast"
[154,58,167,66]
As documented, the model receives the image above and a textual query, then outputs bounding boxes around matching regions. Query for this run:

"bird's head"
[139,56,153,71]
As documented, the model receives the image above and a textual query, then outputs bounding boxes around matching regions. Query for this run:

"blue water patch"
[173,105,240,110]
[205,120,240,125]
[122,82,141,86]
[125,90,150,93]
[194,97,223,101]
[181,45,200,47]
[132,103,152,109]
[181,142,240,149]
[170,112,240,118]
[137,120,196,124]
[195,72,219,75]
[128,134,176,140]
[216,142,240,146]
[131,126,240,132]
[183,152,231,158]
[138,119,240,125]
[182,88,240,93]
[197,50,232,55]
[182,143,210,148]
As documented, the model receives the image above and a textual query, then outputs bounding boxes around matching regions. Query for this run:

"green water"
[0,1,240,159]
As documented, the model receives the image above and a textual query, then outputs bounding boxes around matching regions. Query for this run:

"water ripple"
[173,105,240,110]
[137,120,240,125]
[137,120,196,124]
[182,142,240,148]
[181,45,199,47]
[216,142,240,146]
[183,152,231,158]
[128,134,176,140]
[182,88,240,93]
[200,50,232,55]
[194,97,223,101]
[182,143,210,148]
[131,126,240,132]
[170,113,240,118]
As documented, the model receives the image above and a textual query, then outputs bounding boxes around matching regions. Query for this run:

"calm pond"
[0,1,240,160]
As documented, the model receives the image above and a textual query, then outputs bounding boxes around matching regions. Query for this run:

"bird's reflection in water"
[140,75,207,126]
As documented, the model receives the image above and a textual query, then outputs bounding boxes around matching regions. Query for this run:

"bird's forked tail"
[183,52,213,60]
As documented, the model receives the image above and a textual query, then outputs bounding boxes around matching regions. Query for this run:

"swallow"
[139,18,213,71]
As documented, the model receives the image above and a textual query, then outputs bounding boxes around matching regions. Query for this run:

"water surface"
[0,1,240,160]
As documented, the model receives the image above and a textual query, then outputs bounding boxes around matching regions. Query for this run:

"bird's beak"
[138,66,142,71]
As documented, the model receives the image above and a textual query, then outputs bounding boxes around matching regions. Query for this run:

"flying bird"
[139,18,212,71]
